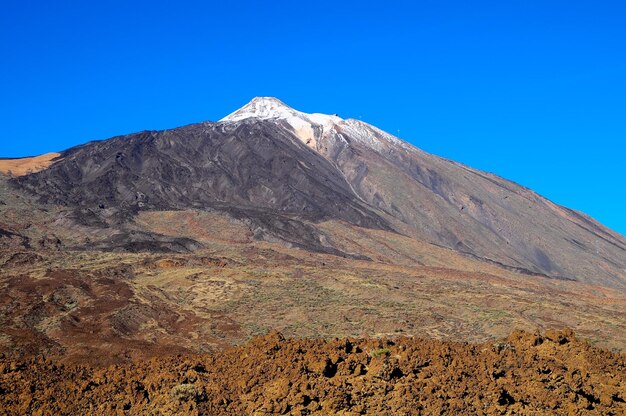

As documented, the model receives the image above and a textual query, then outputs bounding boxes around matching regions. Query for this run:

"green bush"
[370,348,391,358]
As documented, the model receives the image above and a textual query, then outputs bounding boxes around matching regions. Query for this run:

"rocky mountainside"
[1,97,626,394]
[9,97,626,289]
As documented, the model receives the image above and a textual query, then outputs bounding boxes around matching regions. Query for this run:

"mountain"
[10,97,626,288]
[1,97,626,362]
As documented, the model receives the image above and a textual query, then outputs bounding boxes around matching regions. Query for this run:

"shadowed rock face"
[13,119,390,255]
[10,97,626,289]
[0,227,30,250]
[16,122,380,222]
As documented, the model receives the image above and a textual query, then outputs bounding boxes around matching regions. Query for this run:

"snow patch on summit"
[219,97,415,154]
[220,97,302,122]
[339,119,415,153]
[220,97,342,150]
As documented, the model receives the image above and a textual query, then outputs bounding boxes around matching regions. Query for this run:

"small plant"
[370,348,391,358]
[170,383,203,402]
[493,342,515,353]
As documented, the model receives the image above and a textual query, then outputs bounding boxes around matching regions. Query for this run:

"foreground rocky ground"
[0,329,624,415]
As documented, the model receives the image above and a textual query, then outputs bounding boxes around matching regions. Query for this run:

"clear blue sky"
[1,1,625,235]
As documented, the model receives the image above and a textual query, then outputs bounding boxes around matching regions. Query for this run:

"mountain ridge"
[4,97,626,289]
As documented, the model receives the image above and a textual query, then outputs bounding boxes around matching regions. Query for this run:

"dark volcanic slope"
[10,97,626,289]
[13,120,390,253]
[16,122,382,223]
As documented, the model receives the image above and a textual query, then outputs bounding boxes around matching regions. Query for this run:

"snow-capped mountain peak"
[218,97,413,155]
[220,97,341,124]
[221,97,292,120]
[220,97,343,150]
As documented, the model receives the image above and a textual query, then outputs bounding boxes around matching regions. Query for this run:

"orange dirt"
[0,329,624,415]
[0,153,61,176]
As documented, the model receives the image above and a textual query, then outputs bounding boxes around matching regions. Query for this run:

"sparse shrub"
[370,348,391,358]
[493,342,516,353]
[170,383,203,402]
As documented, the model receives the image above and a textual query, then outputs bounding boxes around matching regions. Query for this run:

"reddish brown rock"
[0,329,624,415]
